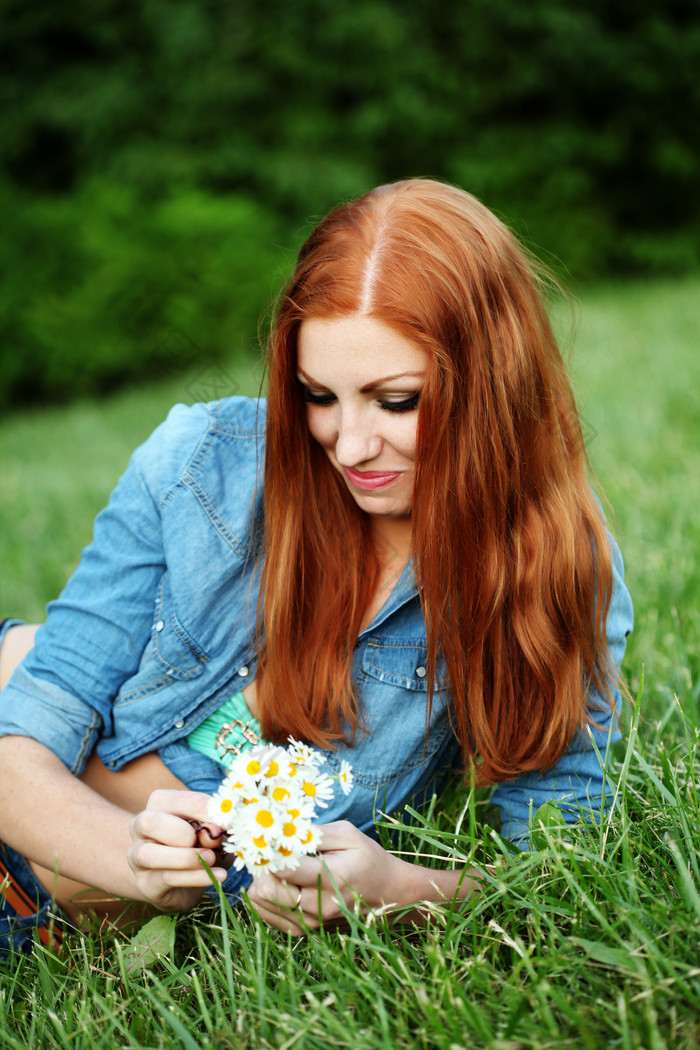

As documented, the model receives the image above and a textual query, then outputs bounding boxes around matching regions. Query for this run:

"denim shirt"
[0,397,633,854]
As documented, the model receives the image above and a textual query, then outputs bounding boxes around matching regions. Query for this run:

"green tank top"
[187,691,263,770]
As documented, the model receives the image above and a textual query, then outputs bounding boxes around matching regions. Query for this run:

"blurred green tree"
[0,0,698,407]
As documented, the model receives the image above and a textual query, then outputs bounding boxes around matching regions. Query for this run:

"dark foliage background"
[1,0,698,410]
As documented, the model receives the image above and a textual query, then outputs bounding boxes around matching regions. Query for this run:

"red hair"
[257,178,614,785]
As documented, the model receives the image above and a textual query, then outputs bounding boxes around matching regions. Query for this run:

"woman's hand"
[246,820,415,935]
[127,789,228,912]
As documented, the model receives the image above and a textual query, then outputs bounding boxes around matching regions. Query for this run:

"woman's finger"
[247,894,313,935]
[187,820,224,849]
[140,865,227,890]
[248,871,347,928]
[271,821,363,883]
[248,872,301,907]
[304,820,359,851]
[129,839,219,873]
[273,854,347,892]
[143,789,223,833]
[247,874,315,922]
[130,809,201,848]
[277,879,303,909]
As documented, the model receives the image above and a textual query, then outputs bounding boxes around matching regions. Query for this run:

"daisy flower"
[337,759,354,796]
[287,737,321,767]
[297,769,335,808]
[207,737,353,876]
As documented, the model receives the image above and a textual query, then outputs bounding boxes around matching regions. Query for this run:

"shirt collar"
[357,557,420,639]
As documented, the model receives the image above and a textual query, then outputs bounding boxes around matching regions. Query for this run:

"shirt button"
[155,620,164,632]
[173,719,185,729]
[237,665,250,677]
[415,665,427,678]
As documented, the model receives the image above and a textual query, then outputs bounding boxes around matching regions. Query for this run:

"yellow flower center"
[278,846,293,857]
[246,760,261,775]
[302,782,317,797]
[256,809,274,828]
[301,830,313,845]
[253,834,267,848]
[272,786,290,802]
[220,798,232,813]
[264,760,279,777]
[282,822,297,837]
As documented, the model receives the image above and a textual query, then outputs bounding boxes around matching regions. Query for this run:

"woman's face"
[297,314,428,519]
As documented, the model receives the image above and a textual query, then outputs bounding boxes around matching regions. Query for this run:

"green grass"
[1,278,700,1048]
[0,351,265,620]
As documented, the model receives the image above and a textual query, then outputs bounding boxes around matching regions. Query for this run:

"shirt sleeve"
[0,403,212,774]
[491,532,634,846]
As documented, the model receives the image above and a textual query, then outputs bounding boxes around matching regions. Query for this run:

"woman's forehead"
[297,315,428,383]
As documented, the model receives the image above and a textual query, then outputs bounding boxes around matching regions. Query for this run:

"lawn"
[1,278,699,1049]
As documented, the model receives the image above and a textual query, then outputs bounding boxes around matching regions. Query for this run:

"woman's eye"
[299,387,420,412]
[301,388,336,406]
[379,392,421,414]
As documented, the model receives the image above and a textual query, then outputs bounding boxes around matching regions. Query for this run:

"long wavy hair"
[256,178,614,785]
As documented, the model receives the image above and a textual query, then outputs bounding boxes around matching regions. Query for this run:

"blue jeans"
[0,839,67,958]
[1,619,62,957]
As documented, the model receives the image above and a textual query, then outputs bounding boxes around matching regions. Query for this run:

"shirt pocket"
[115,572,207,705]
[323,636,453,793]
[361,637,449,694]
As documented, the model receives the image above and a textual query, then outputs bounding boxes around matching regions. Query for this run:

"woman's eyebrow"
[297,368,425,391]
[360,371,425,392]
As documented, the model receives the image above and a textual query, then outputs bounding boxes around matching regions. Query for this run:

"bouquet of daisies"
[207,737,353,875]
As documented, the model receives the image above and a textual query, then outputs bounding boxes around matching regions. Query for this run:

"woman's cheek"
[306,409,336,456]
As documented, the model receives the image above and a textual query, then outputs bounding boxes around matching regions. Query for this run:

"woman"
[0,179,632,947]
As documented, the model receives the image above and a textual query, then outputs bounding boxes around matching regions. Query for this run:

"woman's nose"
[334,410,382,466]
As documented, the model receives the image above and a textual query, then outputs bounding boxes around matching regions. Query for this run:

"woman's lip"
[343,467,402,491]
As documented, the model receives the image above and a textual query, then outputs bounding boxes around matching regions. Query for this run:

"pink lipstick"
[343,467,402,491]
